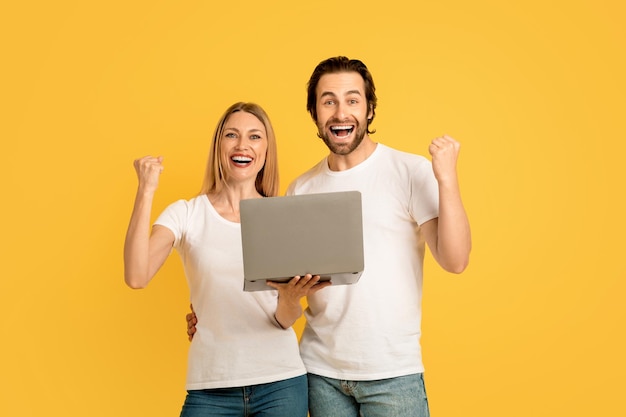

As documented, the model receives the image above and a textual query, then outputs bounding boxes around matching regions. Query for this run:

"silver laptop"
[240,191,364,291]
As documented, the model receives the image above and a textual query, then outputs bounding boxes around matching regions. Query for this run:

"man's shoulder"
[379,143,425,158]
[286,158,328,195]
[377,143,431,168]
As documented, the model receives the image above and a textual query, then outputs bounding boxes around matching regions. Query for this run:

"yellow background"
[2,1,624,416]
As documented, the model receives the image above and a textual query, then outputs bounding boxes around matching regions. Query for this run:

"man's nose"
[334,102,347,119]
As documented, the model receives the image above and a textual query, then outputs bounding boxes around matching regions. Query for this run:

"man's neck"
[327,136,378,172]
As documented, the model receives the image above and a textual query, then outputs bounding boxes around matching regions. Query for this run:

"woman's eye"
[225,133,236,138]
[250,134,261,140]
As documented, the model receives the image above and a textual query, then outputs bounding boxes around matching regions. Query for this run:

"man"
[188,56,471,416]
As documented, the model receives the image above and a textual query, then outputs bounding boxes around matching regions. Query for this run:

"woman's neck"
[207,185,262,223]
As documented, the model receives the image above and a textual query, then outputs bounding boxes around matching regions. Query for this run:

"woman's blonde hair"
[200,102,279,197]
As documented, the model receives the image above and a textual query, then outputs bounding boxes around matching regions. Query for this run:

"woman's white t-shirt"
[155,195,306,390]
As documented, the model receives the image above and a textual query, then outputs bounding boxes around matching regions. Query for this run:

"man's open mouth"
[330,125,354,138]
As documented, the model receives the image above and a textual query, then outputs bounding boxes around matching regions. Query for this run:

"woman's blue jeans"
[180,374,308,417]
[308,372,430,417]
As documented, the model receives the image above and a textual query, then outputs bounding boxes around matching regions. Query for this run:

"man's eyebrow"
[320,90,363,98]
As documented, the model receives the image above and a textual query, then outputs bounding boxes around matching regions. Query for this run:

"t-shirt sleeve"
[409,158,439,225]
[153,199,188,247]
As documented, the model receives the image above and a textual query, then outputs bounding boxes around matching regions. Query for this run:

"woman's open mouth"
[231,155,253,167]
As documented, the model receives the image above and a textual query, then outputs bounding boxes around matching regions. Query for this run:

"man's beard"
[317,118,368,156]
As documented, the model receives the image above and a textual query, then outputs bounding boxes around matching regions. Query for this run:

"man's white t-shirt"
[287,144,439,380]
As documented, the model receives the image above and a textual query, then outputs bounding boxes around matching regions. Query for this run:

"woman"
[124,102,329,416]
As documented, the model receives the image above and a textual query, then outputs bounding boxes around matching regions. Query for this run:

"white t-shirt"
[287,144,439,380]
[155,195,306,390]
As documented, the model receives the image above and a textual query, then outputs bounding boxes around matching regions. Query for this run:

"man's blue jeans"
[308,373,430,417]
[179,374,308,417]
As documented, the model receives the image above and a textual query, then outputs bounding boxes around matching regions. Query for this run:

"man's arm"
[185,274,331,340]
[186,304,197,341]
[422,135,471,273]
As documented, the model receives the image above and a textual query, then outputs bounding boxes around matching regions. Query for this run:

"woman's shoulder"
[162,194,208,215]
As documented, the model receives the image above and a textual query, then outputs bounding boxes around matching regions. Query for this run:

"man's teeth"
[232,156,252,163]
[331,126,354,136]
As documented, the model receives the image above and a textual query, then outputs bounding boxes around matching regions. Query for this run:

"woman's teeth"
[232,156,252,164]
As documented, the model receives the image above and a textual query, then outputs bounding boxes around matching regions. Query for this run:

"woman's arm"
[267,274,331,329]
[123,156,175,288]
